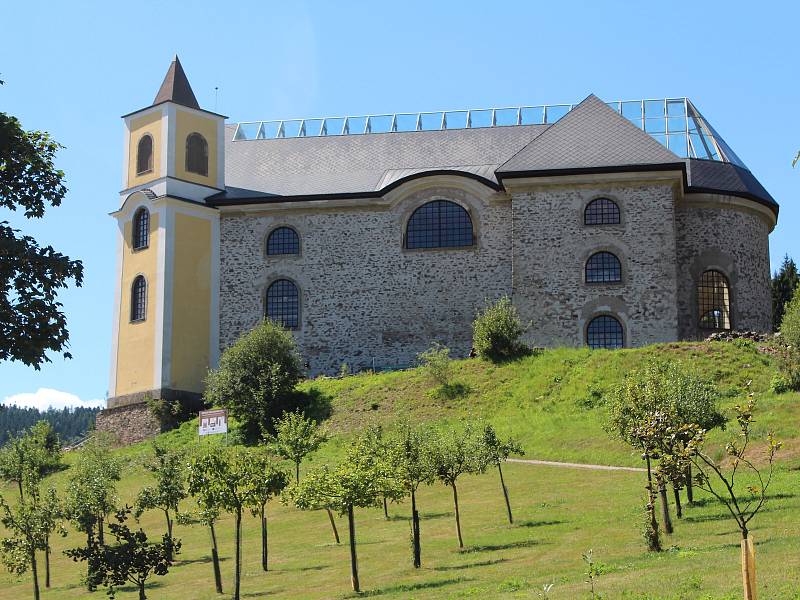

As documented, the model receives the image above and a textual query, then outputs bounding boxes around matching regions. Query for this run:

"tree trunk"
[685,465,694,505]
[234,508,242,600]
[261,504,268,572]
[658,477,673,534]
[645,455,661,552]
[30,545,40,600]
[672,484,683,519]
[210,522,223,594]
[347,505,360,593]
[98,516,105,545]
[295,462,300,485]
[326,508,340,544]
[452,482,464,549]
[411,489,421,568]
[85,528,95,590]
[165,510,173,560]
[138,580,146,600]
[383,496,389,520]
[497,463,513,524]
[44,534,50,588]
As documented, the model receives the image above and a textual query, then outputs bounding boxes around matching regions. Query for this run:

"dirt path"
[507,458,645,472]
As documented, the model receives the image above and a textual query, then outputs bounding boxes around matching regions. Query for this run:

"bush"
[775,286,800,392]
[472,296,527,361]
[417,343,453,387]
[780,284,800,347]
[204,319,303,441]
[770,372,791,394]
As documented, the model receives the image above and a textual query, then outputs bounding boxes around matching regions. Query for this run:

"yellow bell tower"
[107,56,223,412]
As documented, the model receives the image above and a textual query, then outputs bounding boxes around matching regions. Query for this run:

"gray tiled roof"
[223,124,547,197]
[497,95,680,174]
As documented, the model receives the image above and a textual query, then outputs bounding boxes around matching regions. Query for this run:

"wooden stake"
[741,536,756,600]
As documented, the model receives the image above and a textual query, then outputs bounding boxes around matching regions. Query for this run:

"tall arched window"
[131,276,147,322]
[405,200,474,249]
[584,198,620,225]
[186,133,208,176]
[267,227,300,256]
[132,207,150,250]
[266,279,299,329]
[587,315,624,349]
[136,135,153,175]
[585,251,622,283]
[698,270,731,329]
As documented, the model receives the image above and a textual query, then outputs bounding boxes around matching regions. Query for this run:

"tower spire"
[153,55,200,109]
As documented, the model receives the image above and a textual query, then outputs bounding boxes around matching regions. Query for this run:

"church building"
[105,56,778,421]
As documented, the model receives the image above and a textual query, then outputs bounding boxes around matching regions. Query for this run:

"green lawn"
[1,341,799,599]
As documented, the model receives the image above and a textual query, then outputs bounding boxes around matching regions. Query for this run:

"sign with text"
[199,409,228,436]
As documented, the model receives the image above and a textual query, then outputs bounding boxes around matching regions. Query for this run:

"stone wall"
[675,197,772,339]
[219,185,512,375]
[95,402,161,446]
[511,182,680,348]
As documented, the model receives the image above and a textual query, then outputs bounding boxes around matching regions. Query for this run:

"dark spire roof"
[153,55,200,110]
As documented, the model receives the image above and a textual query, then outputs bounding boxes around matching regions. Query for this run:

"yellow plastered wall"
[169,212,212,392]
[175,110,218,186]
[115,212,159,395]
[127,111,163,188]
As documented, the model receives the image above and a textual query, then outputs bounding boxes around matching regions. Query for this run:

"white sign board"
[199,409,228,436]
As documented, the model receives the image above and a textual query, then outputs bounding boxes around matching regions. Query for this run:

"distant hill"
[0,405,99,445]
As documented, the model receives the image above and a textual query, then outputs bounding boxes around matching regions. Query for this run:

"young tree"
[772,255,799,331]
[266,411,340,543]
[242,449,289,572]
[0,420,62,500]
[134,442,187,560]
[204,320,303,441]
[0,87,84,368]
[684,398,780,600]
[64,433,121,587]
[66,507,179,600]
[187,447,251,600]
[427,423,486,548]
[37,486,65,589]
[480,424,524,524]
[387,422,435,567]
[472,296,527,361]
[0,475,61,600]
[285,438,402,593]
[184,459,224,594]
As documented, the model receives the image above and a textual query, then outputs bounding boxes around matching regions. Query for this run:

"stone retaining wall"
[95,402,161,446]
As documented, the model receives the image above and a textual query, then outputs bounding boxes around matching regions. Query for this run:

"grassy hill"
[2,341,799,599]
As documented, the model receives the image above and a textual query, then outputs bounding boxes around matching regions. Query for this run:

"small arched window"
[186,133,208,176]
[131,275,147,322]
[267,227,300,256]
[405,200,474,249]
[132,207,150,250]
[587,315,624,349]
[585,251,622,283]
[584,198,620,225]
[266,279,299,329]
[698,270,731,330]
[136,135,153,175]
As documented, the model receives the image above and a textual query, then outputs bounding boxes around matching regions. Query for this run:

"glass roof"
[232,98,745,168]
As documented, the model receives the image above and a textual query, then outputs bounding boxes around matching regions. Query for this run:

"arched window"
[136,135,153,175]
[584,198,620,225]
[587,315,624,349]
[405,200,474,249]
[266,279,299,329]
[132,207,150,250]
[185,133,208,176]
[131,276,147,322]
[585,251,622,283]
[698,270,731,329]
[267,227,300,256]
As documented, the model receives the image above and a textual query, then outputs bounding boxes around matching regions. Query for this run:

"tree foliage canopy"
[266,411,327,482]
[472,296,527,361]
[772,254,799,331]
[204,320,303,440]
[0,92,83,368]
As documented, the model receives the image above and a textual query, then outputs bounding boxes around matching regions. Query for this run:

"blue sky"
[1,0,798,408]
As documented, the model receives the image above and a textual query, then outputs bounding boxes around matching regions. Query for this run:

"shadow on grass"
[434,382,472,400]
[433,558,507,571]
[389,511,453,522]
[241,589,286,598]
[515,519,565,528]
[116,581,164,595]
[281,564,329,573]
[355,577,472,597]
[687,492,796,509]
[289,386,334,423]
[175,555,229,566]
[461,539,543,553]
